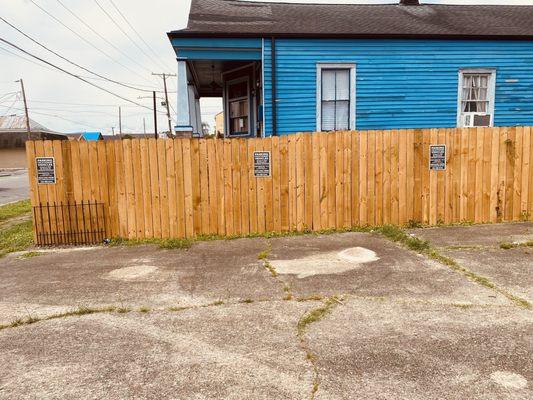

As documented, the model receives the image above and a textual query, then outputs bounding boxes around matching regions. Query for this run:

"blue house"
[169,0,533,137]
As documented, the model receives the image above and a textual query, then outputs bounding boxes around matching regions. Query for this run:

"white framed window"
[317,63,356,131]
[457,68,496,128]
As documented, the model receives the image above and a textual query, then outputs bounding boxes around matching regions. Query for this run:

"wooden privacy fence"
[26,127,533,243]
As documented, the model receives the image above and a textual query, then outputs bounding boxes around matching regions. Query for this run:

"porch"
[171,37,263,138]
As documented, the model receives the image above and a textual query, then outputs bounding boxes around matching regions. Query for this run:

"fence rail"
[26,127,533,241]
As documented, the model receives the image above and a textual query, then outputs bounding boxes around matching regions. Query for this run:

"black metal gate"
[33,201,107,246]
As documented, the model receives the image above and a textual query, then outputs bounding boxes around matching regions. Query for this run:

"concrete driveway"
[0,169,29,205]
[0,225,531,399]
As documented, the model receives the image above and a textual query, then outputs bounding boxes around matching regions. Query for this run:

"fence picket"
[26,128,533,243]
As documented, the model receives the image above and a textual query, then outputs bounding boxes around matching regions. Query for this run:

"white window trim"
[316,63,356,132]
[457,68,497,128]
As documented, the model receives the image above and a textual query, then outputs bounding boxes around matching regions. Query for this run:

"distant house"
[214,111,224,137]
[169,0,533,137]
[0,115,66,168]
[65,132,104,141]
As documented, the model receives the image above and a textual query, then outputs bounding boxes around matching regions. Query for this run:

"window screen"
[321,69,350,131]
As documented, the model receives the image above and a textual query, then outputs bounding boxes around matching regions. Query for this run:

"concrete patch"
[271,246,379,278]
[106,265,158,281]
[490,371,528,390]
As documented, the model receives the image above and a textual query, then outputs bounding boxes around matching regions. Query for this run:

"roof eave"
[168,30,533,41]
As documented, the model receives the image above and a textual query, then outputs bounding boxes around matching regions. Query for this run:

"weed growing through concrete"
[0,306,118,331]
[239,299,254,304]
[116,307,131,314]
[297,296,344,399]
[257,249,270,260]
[378,225,531,309]
[263,260,278,277]
[500,241,533,250]
[296,295,324,302]
[17,251,44,260]
[139,306,151,313]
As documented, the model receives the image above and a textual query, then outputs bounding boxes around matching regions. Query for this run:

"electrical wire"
[0,94,20,117]
[93,0,169,73]
[107,0,174,71]
[0,37,153,110]
[53,0,162,86]
[28,0,158,86]
[0,16,160,93]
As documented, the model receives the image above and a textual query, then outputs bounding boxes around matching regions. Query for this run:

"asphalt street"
[0,169,29,205]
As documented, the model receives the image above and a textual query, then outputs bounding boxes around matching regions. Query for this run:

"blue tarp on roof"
[82,132,102,141]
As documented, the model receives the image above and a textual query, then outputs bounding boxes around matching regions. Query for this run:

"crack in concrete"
[297,295,345,400]
[258,243,293,301]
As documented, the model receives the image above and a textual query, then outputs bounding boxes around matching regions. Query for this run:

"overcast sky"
[1,0,532,135]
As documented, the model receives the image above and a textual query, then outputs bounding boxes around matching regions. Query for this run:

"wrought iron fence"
[33,201,107,246]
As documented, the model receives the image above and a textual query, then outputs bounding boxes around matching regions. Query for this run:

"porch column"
[195,98,202,136]
[175,59,193,138]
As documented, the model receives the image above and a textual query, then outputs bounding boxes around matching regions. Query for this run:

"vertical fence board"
[27,127,533,244]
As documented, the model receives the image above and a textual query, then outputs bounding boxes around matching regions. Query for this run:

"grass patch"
[500,241,533,250]
[209,300,224,306]
[377,225,430,252]
[116,307,130,314]
[109,237,193,250]
[239,299,254,304]
[378,225,531,309]
[0,220,34,258]
[139,306,150,313]
[17,251,44,260]
[0,199,31,223]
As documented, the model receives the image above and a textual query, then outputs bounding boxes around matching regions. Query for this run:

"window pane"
[322,70,336,101]
[336,70,350,101]
[335,101,349,130]
[322,101,335,131]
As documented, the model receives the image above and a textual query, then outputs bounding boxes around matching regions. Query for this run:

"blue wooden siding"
[172,38,262,60]
[263,39,533,136]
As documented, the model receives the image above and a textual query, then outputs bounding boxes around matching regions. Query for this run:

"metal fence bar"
[33,201,108,246]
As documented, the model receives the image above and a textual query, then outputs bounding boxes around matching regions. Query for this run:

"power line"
[94,0,169,73]
[0,37,153,111]
[53,0,161,85]
[107,0,174,71]
[28,0,157,87]
[0,16,161,94]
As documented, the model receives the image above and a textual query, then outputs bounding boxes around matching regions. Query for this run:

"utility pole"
[152,91,158,139]
[152,73,176,138]
[111,127,115,136]
[16,79,31,140]
[143,117,146,134]
[118,106,122,136]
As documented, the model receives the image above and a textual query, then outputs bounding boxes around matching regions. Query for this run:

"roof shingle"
[170,0,533,39]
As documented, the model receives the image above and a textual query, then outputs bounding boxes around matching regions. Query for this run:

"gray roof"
[0,115,54,133]
[170,0,533,39]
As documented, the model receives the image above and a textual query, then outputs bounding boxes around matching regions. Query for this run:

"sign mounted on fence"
[35,157,56,184]
[429,145,446,171]
[253,151,271,177]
